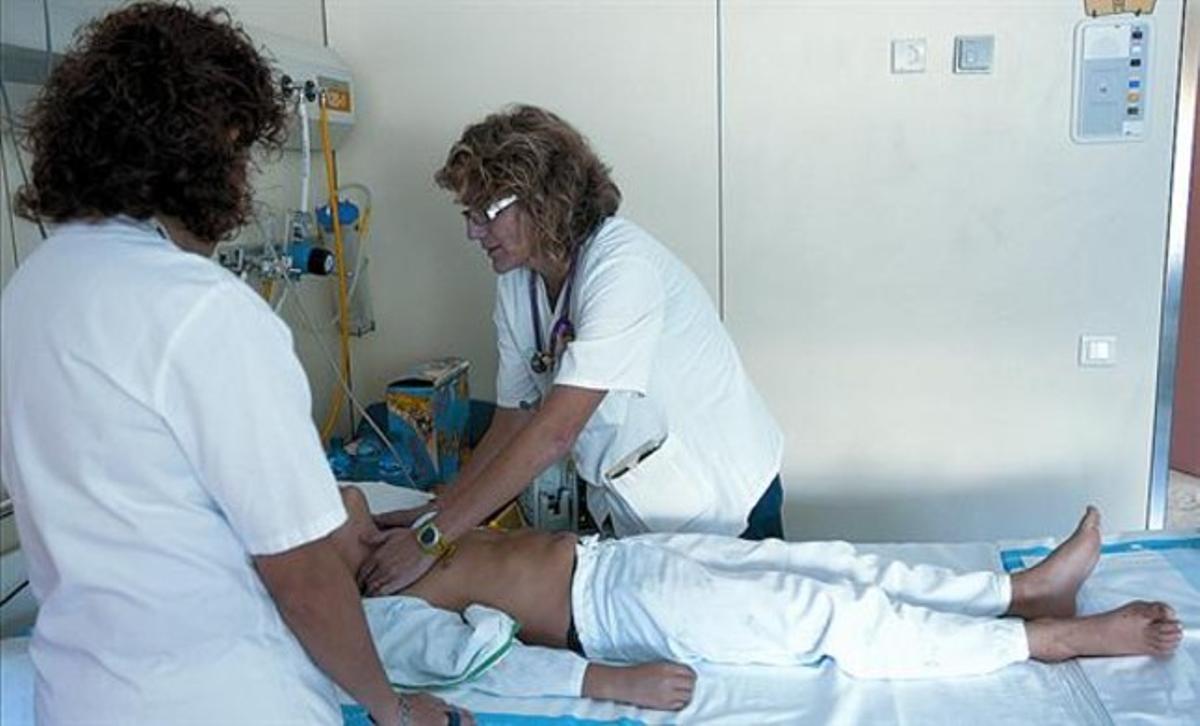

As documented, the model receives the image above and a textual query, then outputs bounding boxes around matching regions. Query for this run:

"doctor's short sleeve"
[555,252,664,396]
[494,279,540,409]
[155,280,346,556]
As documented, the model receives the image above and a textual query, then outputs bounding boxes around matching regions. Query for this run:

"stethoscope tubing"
[528,223,602,375]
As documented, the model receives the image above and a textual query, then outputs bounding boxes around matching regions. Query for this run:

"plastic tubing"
[298,96,312,214]
[325,182,374,326]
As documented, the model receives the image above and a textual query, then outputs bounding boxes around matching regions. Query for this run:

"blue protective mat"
[999,536,1200,576]
[342,705,643,726]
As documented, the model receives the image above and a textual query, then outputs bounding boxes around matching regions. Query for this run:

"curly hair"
[434,105,621,261]
[14,1,287,243]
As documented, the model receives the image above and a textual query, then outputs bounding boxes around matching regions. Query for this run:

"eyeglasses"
[462,194,518,233]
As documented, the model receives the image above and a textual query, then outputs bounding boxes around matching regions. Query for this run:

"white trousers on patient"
[570,534,1030,679]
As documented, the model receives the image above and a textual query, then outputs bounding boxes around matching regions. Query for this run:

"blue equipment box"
[328,358,484,490]
[385,357,470,484]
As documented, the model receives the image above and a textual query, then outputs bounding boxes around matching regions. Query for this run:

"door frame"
[1149,0,1200,528]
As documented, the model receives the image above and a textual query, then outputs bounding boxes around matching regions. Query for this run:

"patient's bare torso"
[401,528,579,648]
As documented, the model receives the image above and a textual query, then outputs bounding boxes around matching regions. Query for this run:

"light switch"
[955,35,995,74]
[892,39,927,74]
[1079,335,1117,367]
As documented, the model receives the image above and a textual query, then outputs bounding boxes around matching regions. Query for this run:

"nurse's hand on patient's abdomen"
[359,527,436,596]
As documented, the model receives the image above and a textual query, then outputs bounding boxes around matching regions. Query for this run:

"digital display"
[320,76,352,114]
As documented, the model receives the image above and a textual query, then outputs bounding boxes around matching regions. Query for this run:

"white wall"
[722,0,1184,540]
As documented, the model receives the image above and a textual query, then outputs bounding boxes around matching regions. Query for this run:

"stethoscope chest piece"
[529,351,553,375]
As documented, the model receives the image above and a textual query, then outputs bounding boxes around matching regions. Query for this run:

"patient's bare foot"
[1010,506,1101,619]
[1027,601,1183,662]
[582,662,696,711]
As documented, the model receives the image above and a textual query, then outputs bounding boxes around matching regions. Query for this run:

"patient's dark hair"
[15,1,288,242]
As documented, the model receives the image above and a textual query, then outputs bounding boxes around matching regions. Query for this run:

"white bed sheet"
[2,517,1196,725]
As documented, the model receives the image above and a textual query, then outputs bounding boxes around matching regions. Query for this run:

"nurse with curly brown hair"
[0,4,467,725]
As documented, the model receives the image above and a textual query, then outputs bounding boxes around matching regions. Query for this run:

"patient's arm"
[584,663,696,711]
[468,630,696,712]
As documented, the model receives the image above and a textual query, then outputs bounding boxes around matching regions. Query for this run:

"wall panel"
[722,0,1185,540]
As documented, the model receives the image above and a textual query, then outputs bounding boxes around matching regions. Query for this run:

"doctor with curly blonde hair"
[360,105,784,597]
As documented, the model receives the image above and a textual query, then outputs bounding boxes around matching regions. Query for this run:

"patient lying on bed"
[330,487,1181,711]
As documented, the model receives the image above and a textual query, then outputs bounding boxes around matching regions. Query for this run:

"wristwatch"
[412,510,456,562]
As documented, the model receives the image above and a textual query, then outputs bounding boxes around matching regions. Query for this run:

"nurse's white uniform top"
[0,218,346,724]
[494,217,784,537]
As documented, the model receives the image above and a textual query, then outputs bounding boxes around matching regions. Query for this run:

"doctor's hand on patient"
[359,528,437,596]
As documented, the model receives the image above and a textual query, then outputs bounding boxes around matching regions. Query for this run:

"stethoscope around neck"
[528,226,599,375]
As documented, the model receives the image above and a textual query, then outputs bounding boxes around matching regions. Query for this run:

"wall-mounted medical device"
[250,28,356,151]
[1072,17,1152,143]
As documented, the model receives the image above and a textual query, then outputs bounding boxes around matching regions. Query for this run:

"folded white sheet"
[361,596,518,690]
[360,595,588,697]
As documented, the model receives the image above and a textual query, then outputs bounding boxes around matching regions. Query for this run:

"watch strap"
[414,513,456,561]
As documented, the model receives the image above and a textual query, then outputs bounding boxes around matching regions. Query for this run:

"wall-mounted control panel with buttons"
[1073,18,1151,143]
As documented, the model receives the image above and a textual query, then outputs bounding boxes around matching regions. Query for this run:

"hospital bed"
[2,495,1196,724]
[373,530,1200,725]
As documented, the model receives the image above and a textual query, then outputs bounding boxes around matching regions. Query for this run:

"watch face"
[418,525,438,548]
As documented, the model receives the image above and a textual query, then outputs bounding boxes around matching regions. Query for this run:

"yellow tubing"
[318,92,354,443]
